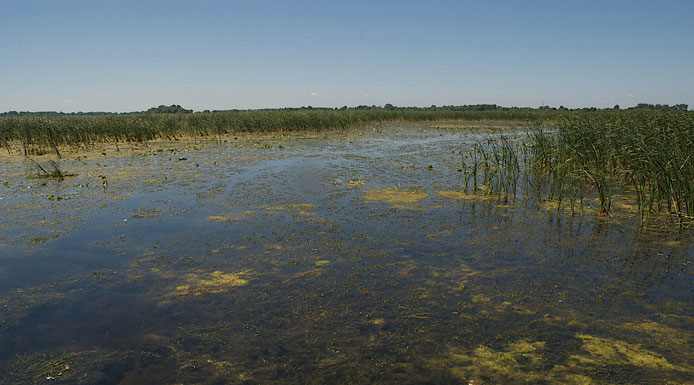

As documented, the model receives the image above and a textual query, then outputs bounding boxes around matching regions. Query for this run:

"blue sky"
[1,0,692,112]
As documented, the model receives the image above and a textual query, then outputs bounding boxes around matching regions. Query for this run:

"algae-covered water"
[0,123,692,384]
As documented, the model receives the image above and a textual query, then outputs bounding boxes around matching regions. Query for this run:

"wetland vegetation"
[459,110,694,227]
[0,107,558,157]
[0,109,692,384]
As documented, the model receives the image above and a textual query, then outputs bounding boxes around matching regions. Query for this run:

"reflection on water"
[0,123,692,384]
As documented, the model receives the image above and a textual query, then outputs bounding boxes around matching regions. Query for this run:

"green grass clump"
[457,110,694,227]
[531,110,694,226]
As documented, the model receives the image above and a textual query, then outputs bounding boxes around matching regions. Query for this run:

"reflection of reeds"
[464,111,694,227]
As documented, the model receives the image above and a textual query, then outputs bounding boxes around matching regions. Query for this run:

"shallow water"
[0,123,692,384]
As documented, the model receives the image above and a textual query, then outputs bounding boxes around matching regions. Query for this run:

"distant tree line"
[0,111,124,117]
[0,102,688,117]
[628,103,688,111]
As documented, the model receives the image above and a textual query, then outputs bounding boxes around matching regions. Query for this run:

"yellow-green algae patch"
[618,321,694,353]
[208,214,240,222]
[362,187,429,205]
[263,203,315,211]
[571,334,679,371]
[439,262,480,292]
[443,331,694,384]
[436,189,510,202]
[446,340,594,384]
[208,210,256,222]
[470,294,492,304]
[171,270,253,296]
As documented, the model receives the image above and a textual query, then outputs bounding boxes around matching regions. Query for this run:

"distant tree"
[613,105,620,110]
[384,103,395,110]
[147,104,193,114]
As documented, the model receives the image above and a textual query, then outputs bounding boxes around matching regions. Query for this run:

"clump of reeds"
[27,159,74,180]
[529,111,694,227]
[457,110,694,228]
[460,135,522,203]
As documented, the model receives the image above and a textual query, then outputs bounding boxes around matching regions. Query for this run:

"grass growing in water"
[532,111,694,227]
[461,111,694,227]
[0,109,559,155]
[3,108,692,227]
[27,159,75,180]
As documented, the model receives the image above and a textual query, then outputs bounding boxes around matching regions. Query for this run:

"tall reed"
[0,109,558,154]
[528,111,694,226]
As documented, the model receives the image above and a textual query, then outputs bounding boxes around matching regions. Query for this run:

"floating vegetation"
[444,333,694,385]
[263,203,315,211]
[618,321,694,353]
[572,334,679,371]
[208,211,256,222]
[436,189,507,202]
[293,267,328,279]
[447,341,560,384]
[171,270,253,296]
[28,237,54,244]
[362,186,429,205]
[207,214,239,222]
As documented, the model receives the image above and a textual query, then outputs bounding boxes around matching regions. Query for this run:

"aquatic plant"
[27,158,74,180]
[531,111,694,227]
[0,109,558,154]
[461,110,694,227]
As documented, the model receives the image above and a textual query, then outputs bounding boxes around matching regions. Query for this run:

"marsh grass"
[0,109,555,154]
[537,111,694,227]
[460,135,522,203]
[464,111,694,227]
[3,108,692,227]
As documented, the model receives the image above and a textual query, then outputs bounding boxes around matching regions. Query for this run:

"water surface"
[0,123,692,384]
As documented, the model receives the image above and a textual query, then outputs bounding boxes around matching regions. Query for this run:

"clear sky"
[1,0,692,112]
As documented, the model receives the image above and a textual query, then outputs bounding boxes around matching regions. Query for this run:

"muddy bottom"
[0,123,692,384]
